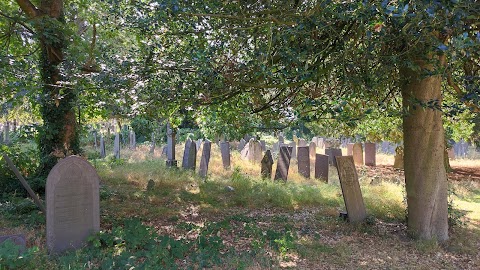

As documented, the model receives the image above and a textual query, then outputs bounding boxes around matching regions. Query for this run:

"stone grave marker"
[114,132,120,159]
[129,130,136,150]
[318,137,324,148]
[260,140,266,151]
[346,143,354,156]
[99,136,106,158]
[196,139,203,151]
[166,123,177,167]
[273,142,279,153]
[199,140,211,178]
[352,143,364,166]
[220,141,231,170]
[46,156,100,254]
[393,146,404,169]
[364,142,376,166]
[238,139,246,151]
[314,154,329,182]
[161,145,167,157]
[325,148,342,167]
[249,139,263,162]
[240,140,250,159]
[298,139,307,147]
[0,234,26,254]
[93,131,98,150]
[182,138,194,170]
[297,146,310,178]
[278,134,284,144]
[309,142,316,160]
[289,141,297,159]
[335,156,367,222]
[149,132,155,154]
[261,150,274,179]
[4,121,10,144]
[274,146,293,181]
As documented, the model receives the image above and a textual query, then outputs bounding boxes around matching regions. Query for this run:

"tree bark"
[401,58,449,241]
[16,0,79,175]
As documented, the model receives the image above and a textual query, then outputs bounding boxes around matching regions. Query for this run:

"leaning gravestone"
[114,132,120,159]
[199,140,212,178]
[99,136,106,158]
[364,142,376,166]
[352,143,364,166]
[335,156,367,222]
[314,154,329,182]
[220,141,231,170]
[261,150,274,179]
[46,156,100,254]
[0,234,26,254]
[274,146,293,181]
[325,148,342,167]
[297,146,310,178]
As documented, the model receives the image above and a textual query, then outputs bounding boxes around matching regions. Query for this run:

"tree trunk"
[401,59,449,241]
[16,0,79,175]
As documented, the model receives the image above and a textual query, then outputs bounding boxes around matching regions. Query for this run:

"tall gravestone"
[325,148,342,167]
[289,142,297,159]
[364,142,376,166]
[335,156,367,222]
[99,136,106,158]
[261,150,274,179]
[199,140,211,178]
[314,154,329,182]
[352,143,364,166]
[166,123,177,167]
[274,146,293,181]
[297,146,310,178]
[346,143,354,156]
[220,141,231,170]
[129,130,136,150]
[260,140,266,151]
[182,139,196,171]
[249,139,263,162]
[4,121,10,144]
[46,156,100,254]
[150,132,155,154]
[114,132,120,159]
[278,134,284,145]
[309,142,316,160]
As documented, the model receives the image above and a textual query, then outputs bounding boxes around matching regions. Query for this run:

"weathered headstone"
[0,234,26,254]
[161,145,167,157]
[335,156,367,222]
[196,139,203,151]
[182,139,197,170]
[325,148,342,167]
[149,132,155,154]
[274,146,293,181]
[297,146,310,178]
[298,139,307,147]
[238,138,246,151]
[129,130,136,150]
[364,142,376,166]
[199,140,211,178]
[393,146,404,169]
[261,150,274,179]
[114,132,120,159]
[352,143,364,166]
[99,136,106,158]
[260,140,266,151]
[249,139,263,162]
[309,142,316,160]
[278,134,284,144]
[289,142,297,159]
[4,121,10,144]
[346,143,354,156]
[93,131,98,150]
[166,123,177,167]
[220,141,231,170]
[314,154,329,182]
[46,156,100,254]
[272,142,279,153]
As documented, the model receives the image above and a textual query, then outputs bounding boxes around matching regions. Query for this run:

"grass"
[1,142,480,269]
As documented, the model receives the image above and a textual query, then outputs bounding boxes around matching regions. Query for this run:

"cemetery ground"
[1,143,480,269]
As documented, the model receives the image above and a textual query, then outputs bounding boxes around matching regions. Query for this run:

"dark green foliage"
[130,116,154,144]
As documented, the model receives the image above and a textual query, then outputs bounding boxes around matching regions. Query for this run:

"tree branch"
[446,71,480,113]
[15,0,40,18]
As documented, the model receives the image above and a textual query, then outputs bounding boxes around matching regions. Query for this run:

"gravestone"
[161,145,167,157]
[238,139,246,152]
[99,136,106,158]
[352,143,364,166]
[335,156,367,222]
[196,139,203,151]
[318,137,324,148]
[297,146,310,178]
[220,141,231,170]
[325,148,342,167]
[249,139,263,162]
[149,132,155,154]
[199,140,211,178]
[309,142,316,160]
[114,132,120,159]
[46,156,100,254]
[93,131,98,150]
[4,121,10,144]
[260,140,266,151]
[273,142,279,153]
[166,123,177,167]
[182,139,196,171]
[346,143,354,156]
[240,141,250,159]
[314,154,329,182]
[278,134,284,144]
[261,150,274,179]
[274,146,293,181]
[364,143,376,166]
[393,146,404,169]
[129,130,136,150]
[0,234,26,254]
[289,142,297,159]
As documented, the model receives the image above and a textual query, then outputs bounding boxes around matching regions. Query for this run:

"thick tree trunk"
[16,0,79,175]
[401,59,449,241]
